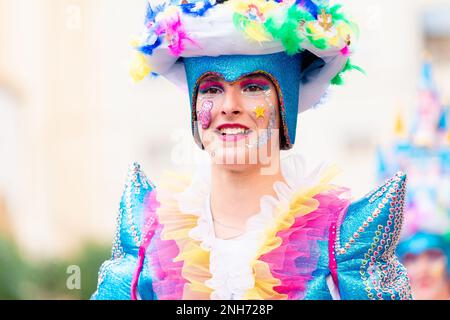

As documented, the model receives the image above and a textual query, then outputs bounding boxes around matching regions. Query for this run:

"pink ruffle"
[147,231,186,300]
[143,190,187,300]
[131,190,187,300]
[260,187,350,300]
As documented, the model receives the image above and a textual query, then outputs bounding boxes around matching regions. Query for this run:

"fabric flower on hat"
[233,0,277,42]
[303,5,356,49]
[154,6,197,56]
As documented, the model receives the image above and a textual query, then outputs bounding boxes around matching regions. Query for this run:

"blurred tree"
[29,242,110,300]
[0,235,27,299]
[0,238,110,300]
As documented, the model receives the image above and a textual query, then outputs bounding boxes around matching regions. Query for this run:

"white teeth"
[219,128,248,135]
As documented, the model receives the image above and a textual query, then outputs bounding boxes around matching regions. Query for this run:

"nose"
[219,87,244,117]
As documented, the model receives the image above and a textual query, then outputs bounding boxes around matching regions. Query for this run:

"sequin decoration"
[111,208,125,260]
[336,172,407,255]
[358,173,412,300]
[335,171,412,300]
[254,105,266,120]
[198,100,213,129]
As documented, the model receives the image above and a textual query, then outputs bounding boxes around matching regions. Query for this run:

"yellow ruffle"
[244,166,340,300]
[156,171,214,300]
[156,167,341,300]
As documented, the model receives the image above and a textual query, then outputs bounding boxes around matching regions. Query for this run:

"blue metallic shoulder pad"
[91,163,156,300]
[114,162,155,258]
[334,172,412,300]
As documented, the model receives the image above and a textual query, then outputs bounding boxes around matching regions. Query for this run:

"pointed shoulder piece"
[91,163,156,300]
[113,162,155,259]
[334,172,413,300]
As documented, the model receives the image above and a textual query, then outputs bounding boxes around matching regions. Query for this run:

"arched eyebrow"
[198,77,225,92]
[199,75,224,83]
[244,73,268,80]
[198,73,271,88]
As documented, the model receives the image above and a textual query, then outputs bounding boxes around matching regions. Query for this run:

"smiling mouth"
[214,124,253,142]
[217,127,252,136]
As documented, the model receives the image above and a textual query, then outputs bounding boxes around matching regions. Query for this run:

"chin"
[204,132,280,168]
[211,146,250,166]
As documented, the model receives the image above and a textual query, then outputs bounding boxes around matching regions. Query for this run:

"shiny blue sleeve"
[91,163,156,300]
[335,172,413,300]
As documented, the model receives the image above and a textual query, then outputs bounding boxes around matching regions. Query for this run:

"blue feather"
[297,0,319,17]
[145,2,166,25]
[138,38,162,55]
[181,0,214,17]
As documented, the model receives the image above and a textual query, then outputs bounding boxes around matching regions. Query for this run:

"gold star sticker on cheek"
[254,106,266,120]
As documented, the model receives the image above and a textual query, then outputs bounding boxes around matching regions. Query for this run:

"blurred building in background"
[0,0,450,267]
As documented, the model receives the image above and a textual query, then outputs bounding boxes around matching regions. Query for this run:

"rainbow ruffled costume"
[91,154,411,300]
[91,0,412,300]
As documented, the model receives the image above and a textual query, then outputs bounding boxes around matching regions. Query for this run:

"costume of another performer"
[91,0,412,300]
[378,61,450,300]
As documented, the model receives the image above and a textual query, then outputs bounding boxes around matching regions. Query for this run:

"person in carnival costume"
[398,232,449,300]
[92,0,412,300]
[377,61,450,300]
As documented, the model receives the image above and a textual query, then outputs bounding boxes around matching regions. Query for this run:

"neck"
[210,155,286,238]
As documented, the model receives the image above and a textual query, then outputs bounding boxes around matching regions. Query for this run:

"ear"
[334,172,413,300]
[112,163,155,258]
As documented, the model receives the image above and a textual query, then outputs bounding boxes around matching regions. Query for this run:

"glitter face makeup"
[246,89,277,150]
[239,78,271,93]
[254,105,267,120]
[195,73,280,156]
[197,100,214,130]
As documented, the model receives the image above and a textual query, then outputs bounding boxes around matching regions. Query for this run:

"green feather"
[331,59,365,85]
[329,4,350,24]
[305,25,328,49]
[264,6,315,55]
[233,13,249,33]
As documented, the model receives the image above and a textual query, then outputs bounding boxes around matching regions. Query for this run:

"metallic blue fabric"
[91,165,412,300]
[303,239,334,300]
[91,163,156,300]
[336,172,412,300]
[183,52,303,149]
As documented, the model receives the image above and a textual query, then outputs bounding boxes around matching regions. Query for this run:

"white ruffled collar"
[171,152,328,299]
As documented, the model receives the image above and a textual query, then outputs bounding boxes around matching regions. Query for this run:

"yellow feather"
[130,53,152,82]
[244,23,271,42]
